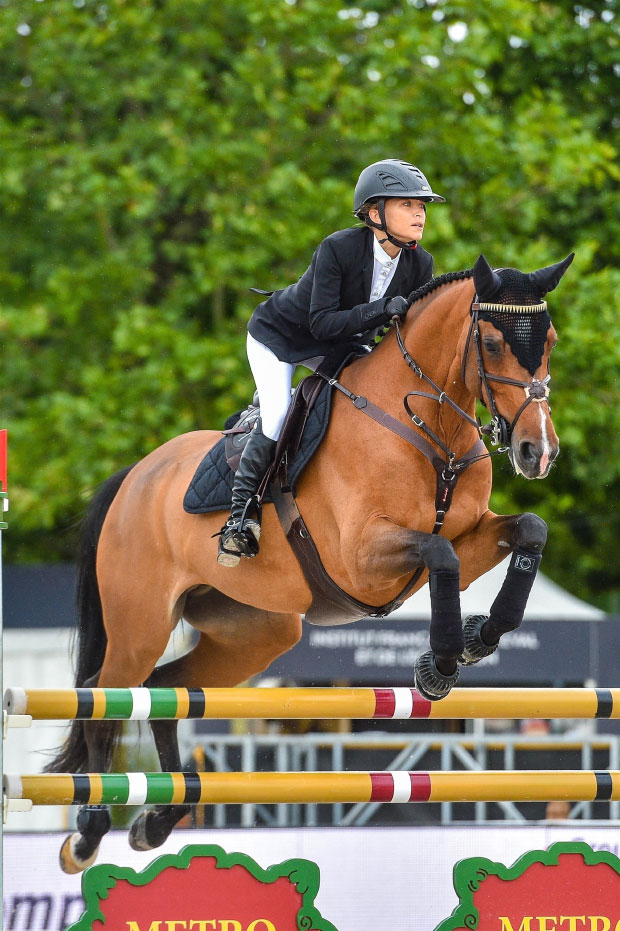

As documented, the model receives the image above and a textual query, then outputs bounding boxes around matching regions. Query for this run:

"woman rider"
[217,158,446,567]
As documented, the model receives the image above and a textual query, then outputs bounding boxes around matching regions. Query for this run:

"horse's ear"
[473,254,502,299]
[529,253,575,295]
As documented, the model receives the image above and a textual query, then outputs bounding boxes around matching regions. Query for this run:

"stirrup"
[459,614,499,666]
[216,518,261,568]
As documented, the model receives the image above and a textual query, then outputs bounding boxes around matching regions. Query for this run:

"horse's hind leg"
[128,719,191,852]
[126,594,302,851]
[58,671,120,874]
[60,604,175,872]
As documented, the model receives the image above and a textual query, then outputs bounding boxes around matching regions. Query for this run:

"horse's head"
[463,252,574,479]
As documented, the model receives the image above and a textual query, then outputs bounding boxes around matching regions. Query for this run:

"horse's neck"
[344,280,476,446]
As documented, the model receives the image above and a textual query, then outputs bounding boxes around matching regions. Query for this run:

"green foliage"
[2,0,619,606]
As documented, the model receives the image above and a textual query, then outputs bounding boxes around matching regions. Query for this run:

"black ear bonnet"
[472,253,574,376]
[478,268,552,375]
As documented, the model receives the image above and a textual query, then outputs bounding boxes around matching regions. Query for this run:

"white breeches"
[246,332,296,441]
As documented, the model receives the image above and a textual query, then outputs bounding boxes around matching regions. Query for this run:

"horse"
[47,252,574,872]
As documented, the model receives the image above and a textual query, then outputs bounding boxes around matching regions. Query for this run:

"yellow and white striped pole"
[5,686,620,722]
[4,771,620,807]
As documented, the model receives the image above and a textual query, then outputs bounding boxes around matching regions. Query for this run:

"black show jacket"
[247,226,433,365]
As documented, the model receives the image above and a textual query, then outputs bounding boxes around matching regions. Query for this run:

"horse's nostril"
[520,441,539,464]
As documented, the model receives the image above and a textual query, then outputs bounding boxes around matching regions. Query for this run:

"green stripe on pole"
[145,772,176,803]
[103,689,135,720]
[99,774,131,804]
[149,689,183,719]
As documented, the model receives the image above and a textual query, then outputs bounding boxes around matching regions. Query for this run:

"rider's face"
[369,197,427,246]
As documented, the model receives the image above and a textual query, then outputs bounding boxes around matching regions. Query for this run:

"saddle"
[223,374,326,489]
[182,372,332,515]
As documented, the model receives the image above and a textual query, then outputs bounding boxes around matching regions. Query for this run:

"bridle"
[323,295,553,478]
[322,296,554,487]
[460,299,551,449]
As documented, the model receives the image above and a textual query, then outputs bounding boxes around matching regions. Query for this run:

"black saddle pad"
[183,379,333,514]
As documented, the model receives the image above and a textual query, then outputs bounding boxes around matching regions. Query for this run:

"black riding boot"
[217,426,276,567]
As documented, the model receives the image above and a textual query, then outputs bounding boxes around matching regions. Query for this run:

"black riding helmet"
[353,159,446,250]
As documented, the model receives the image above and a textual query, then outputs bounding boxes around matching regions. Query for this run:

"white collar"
[372,235,401,266]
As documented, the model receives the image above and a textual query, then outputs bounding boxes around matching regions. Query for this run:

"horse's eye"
[483,339,500,354]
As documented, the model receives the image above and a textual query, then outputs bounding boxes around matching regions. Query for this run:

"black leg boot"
[217,425,276,567]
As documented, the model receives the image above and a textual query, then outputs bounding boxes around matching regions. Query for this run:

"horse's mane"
[409,268,473,307]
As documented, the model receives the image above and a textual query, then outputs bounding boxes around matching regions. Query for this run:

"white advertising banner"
[3,823,620,931]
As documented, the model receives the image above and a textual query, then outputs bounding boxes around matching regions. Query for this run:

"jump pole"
[4,771,620,808]
[5,686,620,723]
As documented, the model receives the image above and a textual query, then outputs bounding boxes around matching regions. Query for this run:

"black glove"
[385,295,409,322]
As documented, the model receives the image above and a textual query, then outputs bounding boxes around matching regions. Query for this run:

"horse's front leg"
[355,524,465,701]
[453,509,547,667]
[409,533,466,701]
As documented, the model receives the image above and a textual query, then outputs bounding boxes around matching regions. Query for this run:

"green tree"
[1,0,619,606]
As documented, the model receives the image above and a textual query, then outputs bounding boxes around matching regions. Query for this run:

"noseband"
[461,299,551,448]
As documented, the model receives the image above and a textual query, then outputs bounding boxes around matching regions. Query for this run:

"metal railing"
[174,729,620,827]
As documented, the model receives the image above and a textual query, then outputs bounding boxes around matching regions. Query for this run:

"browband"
[472,301,547,314]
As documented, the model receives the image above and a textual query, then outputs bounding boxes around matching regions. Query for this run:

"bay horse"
[48,252,573,872]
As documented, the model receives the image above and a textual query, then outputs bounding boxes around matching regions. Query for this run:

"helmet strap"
[365,198,418,251]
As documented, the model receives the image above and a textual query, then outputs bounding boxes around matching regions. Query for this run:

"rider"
[217,158,446,567]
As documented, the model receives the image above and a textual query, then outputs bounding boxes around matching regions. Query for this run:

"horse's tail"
[44,464,135,773]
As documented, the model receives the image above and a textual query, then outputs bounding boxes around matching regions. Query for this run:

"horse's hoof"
[59,833,100,874]
[129,810,172,851]
[459,614,498,666]
[414,651,459,701]
[129,811,156,851]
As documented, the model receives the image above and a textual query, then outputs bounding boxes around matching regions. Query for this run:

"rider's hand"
[385,295,409,322]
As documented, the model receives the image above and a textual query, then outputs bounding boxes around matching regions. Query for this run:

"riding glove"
[385,295,410,322]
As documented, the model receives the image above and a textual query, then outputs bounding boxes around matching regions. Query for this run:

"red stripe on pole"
[369,772,395,802]
[373,689,396,718]
[0,429,6,492]
[411,691,433,719]
[409,773,432,801]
